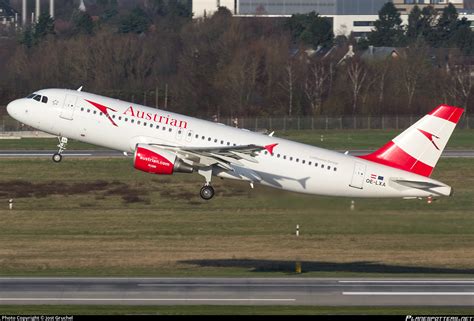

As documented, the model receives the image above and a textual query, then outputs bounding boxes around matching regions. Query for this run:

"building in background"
[0,0,18,27]
[193,0,236,17]
[193,0,473,37]
[392,0,463,13]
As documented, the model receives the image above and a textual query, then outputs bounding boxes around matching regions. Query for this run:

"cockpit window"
[33,95,41,102]
[41,96,48,104]
[26,94,36,98]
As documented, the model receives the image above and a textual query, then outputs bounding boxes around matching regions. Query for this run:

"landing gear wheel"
[200,185,215,200]
[52,153,62,163]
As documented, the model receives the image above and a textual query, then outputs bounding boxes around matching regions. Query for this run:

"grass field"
[1,305,474,315]
[1,129,474,150]
[0,156,473,277]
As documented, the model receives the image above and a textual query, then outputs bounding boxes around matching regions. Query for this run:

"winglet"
[77,86,83,92]
[264,143,278,155]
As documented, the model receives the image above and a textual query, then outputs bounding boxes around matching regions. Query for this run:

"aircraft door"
[349,162,366,189]
[60,94,77,120]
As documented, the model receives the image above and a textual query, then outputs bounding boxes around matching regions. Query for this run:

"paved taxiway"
[1,149,474,158]
[0,278,473,306]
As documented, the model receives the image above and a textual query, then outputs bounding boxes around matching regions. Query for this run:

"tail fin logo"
[418,129,440,150]
[85,99,118,127]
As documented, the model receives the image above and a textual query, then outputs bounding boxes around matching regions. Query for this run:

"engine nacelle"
[134,144,193,175]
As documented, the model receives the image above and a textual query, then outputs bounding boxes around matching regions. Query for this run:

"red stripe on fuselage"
[358,141,433,177]
[428,105,464,124]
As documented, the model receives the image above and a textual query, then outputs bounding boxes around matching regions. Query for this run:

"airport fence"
[0,110,473,133]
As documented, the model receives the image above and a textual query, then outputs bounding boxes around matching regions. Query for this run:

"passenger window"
[33,95,41,102]
[41,96,48,104]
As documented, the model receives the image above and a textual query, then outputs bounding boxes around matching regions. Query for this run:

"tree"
[287,12,333,48]
[73,11,94,35]
[20,26,34,48]
[369,2,404,46]
[33,13,55,43]
[419,6,438,45]
[436,3,459,46]
[346,59,367,114]
[399,41,430,112]
[406,5,422,41]
[119,7,150,34]
[304,59,329,115]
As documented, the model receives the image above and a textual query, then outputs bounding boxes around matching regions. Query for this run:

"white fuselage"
[6,89,452,198]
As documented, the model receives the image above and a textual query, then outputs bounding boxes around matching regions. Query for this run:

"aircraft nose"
[6,99,20,117]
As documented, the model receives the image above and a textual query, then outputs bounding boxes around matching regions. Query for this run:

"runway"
[0,149,474,158]
[1,278,473,306]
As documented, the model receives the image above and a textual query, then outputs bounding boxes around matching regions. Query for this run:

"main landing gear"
[198,167,215,200]
[200,185,215,200]
[52,136,68,163]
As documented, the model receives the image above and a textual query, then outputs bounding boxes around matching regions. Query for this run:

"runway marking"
[137,283,474,287]
[0,298,296,302]
[339,280,474,284]
[343,292,474,296]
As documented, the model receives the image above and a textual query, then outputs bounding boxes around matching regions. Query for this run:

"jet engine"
[133,144,193,175]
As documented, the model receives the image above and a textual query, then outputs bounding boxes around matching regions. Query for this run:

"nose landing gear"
[52,136,68,163]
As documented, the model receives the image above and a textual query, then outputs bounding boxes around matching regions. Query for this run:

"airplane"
[6,88,463,200]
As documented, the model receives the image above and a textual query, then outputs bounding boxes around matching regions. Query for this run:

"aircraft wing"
[148,143,278,170]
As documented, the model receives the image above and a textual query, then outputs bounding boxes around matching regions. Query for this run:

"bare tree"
[347,59,367,114]
[279,62,295,117]
[399,41,430,112]
[304,60,329,115]
[453,65,472,113]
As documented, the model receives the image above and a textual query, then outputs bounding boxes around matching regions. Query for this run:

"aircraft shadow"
[180,259,474,275]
